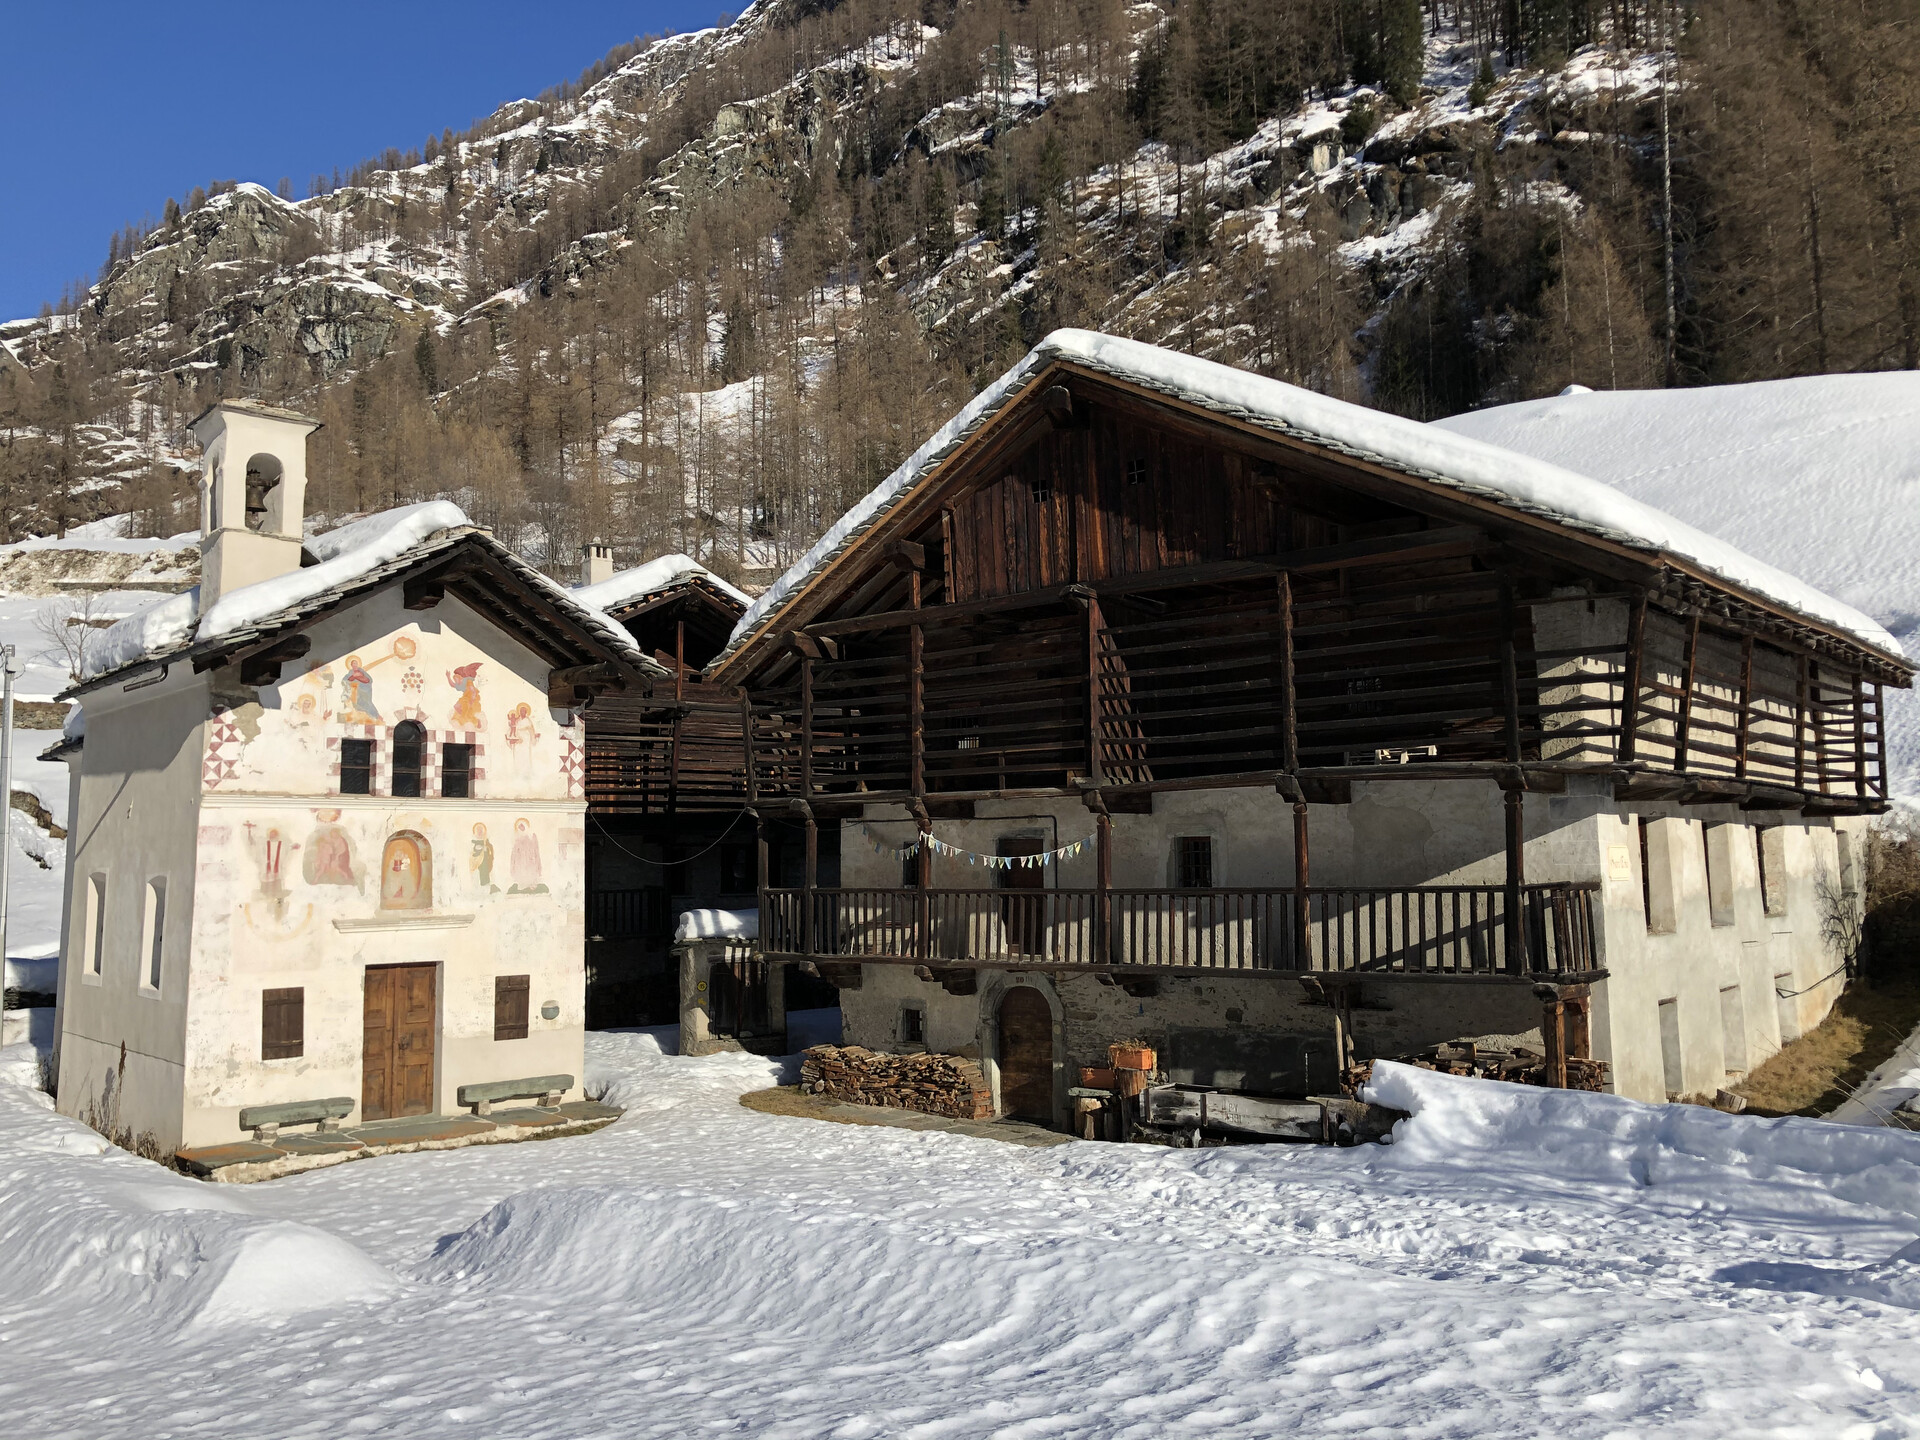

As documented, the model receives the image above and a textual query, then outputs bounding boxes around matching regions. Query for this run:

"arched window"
[380,831,433,910]
[243,453,283,532]
[392,720,425,798]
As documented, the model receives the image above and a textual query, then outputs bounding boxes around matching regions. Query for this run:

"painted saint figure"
[302,809,356,886]
[380,831,432,910]
[339,654,381,725]
[447,661,485,731]
[506,702,540,775]
[470,822,497,892]
[508,818,547,894]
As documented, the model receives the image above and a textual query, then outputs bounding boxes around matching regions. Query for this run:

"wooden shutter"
[494,974,530,1041]
[262,987,304,1059]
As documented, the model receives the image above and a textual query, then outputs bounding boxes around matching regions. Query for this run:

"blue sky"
[0,2,732,321]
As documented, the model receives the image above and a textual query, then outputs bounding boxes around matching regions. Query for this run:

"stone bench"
[457,1074,573,1116]
[238,1097,355,1142]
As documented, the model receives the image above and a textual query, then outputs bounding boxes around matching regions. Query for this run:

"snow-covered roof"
[574,553,751,614]
[75,502,660,693]
[716,330,1906,672]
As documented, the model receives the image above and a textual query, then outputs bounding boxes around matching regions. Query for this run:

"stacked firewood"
[800,1045,995,1120]
[1343,1043,1611,1096]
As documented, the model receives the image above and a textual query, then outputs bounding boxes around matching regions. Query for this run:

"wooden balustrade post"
[1278,573,1298,773]
[1676,612,1701,772]
[803,807,818,957]
[1735,636,1754,780]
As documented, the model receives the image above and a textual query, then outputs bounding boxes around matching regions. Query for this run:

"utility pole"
[0,644,15,980]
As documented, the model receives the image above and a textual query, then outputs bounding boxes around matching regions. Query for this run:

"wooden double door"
[363,963,437,1121]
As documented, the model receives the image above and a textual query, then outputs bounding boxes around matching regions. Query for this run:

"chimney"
[583,538,615,586]
[188,400,323,610]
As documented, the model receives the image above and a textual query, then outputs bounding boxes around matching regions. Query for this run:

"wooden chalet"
[688,331,1908,1110]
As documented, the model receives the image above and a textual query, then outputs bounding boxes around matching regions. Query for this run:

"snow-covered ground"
[3,1027,1920,1437]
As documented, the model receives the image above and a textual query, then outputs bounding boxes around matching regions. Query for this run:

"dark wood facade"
[688,362,1909,988]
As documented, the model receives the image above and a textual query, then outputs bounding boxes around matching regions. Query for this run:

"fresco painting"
[508,818,547,894]
[506,701,540,776]
[380,831,433,910]
[302,809,357,886]
[448,661,485,730]
[471,822,497,892]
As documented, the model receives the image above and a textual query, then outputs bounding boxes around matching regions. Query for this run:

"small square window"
[1177,836,1214,890]
[1029,475,1054,504]
[1125,456,1148,486]
[341,738,373,795]
[442,743,474,799]
[901,1006,925,1045]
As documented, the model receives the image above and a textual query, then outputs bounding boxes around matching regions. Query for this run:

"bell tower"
[188,400,322,607]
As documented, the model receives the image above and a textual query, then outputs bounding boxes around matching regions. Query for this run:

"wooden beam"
[908,567,925,799]
[1278,573,1298,772]
[1675,612,1701,771]
[800,655,815,800]
[1293,800,1311,969]
[1619,594,1646,765]
[1500,583,1522,765]
[236,633,312,686]
[1086,594,1105,785]
[1042,383,1076,428]
[402,575,446,611]
[888,539,927,572]
[1794,655,1809,790]
[1735,636,1754,780]
[1854,671,1868,799]
[1504,788,1526,973]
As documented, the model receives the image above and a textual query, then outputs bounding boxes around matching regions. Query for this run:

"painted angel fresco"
[508,818,546,894]
[447,661,485,731]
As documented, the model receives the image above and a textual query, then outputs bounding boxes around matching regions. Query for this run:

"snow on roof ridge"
[719,329,1902,668]
[80,501,656,684]
[573,553,752,612]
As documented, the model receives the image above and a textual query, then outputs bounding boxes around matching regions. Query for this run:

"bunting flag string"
[858,823,1093,870]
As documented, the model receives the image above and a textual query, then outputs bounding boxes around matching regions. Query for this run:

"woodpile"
[1343,1043,1611,1096]
[800,1045,995,1120]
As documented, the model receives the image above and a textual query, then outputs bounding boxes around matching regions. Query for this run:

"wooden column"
[1619,595,1647,765]
[1853,672,1868,799]
[1541,994,1567,1088]
[800,655,815,800]
[1877,681,1890,799]
[1504,787,1527,973]
[1095,809,1112,964]
[1734,635,1754,780]
[1793,655,1809,791]
[1563,985,1592,1061]
[674,620,686,703]
[907,567,925,801]
[1086,594,1105,785]
[1293,800,1311,969]
[1278,573,1298,773]
[1499,583,1522,764]
[1675,612,1701,772]
[803,808,819,957]
[913,808,931,964]
[1810,661,1829,793]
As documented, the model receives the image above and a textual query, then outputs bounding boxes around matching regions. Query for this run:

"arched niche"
[380,830,433,911]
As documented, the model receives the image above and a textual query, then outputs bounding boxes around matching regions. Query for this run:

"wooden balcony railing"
[758,882,1600,978]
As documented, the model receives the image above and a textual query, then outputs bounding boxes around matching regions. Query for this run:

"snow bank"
[722,330,1901,667]
[574,552,752,611]
[0,1081,396,1332]
[673,906,758,942]
[1364,1060,1920,1223]
[5,955,57,993]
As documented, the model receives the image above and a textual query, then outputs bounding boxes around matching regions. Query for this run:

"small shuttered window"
[494,974,530,1041]
[341,738,373,796]
[442,743,474,799]
[1176,836,1214,890]
[391,721,424,798]
[262,987,304,1060]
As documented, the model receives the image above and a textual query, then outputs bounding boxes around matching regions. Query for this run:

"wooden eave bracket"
[549,660,628,707]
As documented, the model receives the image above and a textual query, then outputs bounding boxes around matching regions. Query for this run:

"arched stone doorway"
[996,986,1054,1122]
[380,831,432,910]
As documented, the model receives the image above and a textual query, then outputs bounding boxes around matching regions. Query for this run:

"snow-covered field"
[3,1026,1920,1438]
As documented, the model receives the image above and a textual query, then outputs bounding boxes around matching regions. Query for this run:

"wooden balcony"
[758,882,1601,980]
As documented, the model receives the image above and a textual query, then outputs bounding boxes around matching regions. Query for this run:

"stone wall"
[800,1045,994,1120]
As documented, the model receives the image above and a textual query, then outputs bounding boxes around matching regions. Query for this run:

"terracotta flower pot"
[1078,1066,1118,1089]
[1109,1044,1156,1072]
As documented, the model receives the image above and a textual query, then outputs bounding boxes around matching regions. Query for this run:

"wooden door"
[996,836,1047,956]
[362,964,437,1121]
[997,986,1054,1123]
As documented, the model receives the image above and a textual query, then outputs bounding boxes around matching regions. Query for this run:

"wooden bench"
[238,1097,354,1142]
[457,1074,573,1116]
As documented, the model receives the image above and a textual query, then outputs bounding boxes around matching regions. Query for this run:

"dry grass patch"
[1734,979,1920,1117]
